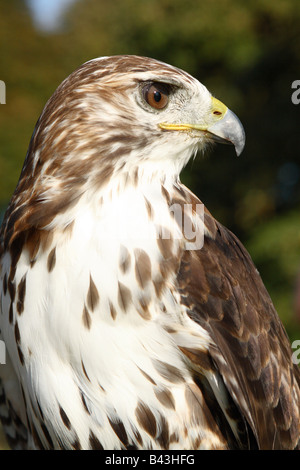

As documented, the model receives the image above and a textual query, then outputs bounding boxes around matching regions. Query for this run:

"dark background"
[0,0,300,448]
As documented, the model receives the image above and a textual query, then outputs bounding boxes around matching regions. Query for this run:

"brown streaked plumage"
[119,245,131,274]
[0,55,299,450]
[135,401,157,438]
[87,275,100,312]
[134,248,152,289]
[82,305,92,330]
[47,247,56,273]
[177,199,300,449]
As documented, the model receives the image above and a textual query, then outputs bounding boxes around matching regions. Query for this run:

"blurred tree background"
[0,0,300,448]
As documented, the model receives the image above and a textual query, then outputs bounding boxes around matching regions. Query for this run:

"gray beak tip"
[234,134,246,156]
[207,108,246,157]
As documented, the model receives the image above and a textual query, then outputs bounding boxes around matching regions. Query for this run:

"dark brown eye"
[143,83,169,110]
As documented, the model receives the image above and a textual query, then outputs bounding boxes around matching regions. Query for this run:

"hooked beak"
[159,96,245,156]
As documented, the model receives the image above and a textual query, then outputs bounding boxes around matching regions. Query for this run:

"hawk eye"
[143,83,170,110]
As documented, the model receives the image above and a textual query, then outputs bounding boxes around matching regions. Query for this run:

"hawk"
[0,55,299,450]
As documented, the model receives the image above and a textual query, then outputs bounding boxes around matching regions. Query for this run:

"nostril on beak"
[211,97,228,120]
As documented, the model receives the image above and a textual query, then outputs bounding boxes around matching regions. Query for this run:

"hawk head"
[2,55,245,249]
[25,55,245,180]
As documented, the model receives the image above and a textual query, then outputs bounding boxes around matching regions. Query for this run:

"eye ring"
[142,83,170,110]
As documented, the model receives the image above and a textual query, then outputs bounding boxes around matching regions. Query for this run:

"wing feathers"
[176,198,300,449]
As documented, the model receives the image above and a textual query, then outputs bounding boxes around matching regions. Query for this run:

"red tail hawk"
[0,55,299,450]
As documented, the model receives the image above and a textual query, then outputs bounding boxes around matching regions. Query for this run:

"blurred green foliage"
[0,0,300,341]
